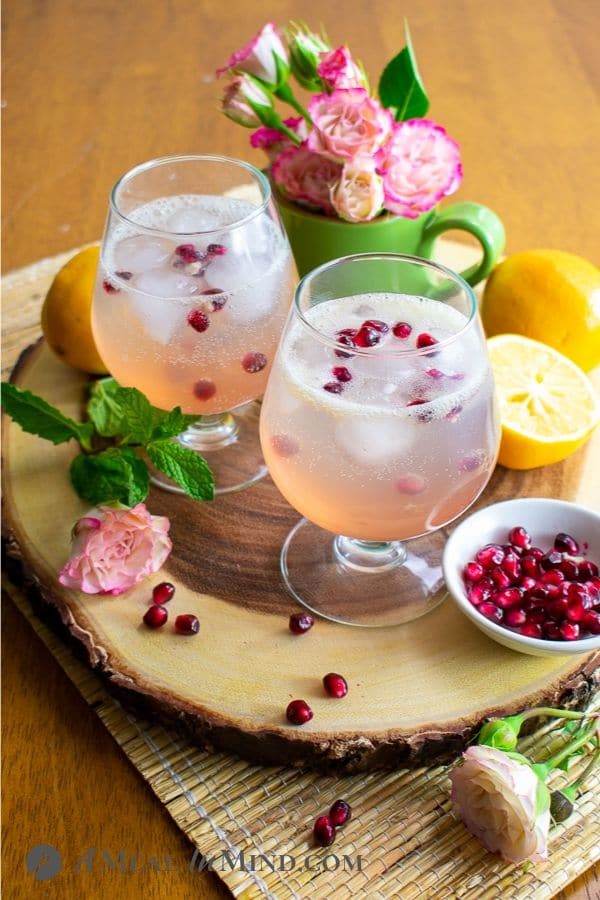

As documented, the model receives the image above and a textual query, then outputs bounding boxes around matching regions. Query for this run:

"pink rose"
[450,746,550,865]
[375,118,463,219]
[332,159,384,222]
[307,88,393,163]
[272,144,343,215]
[317,46,367,91]
[216,22,289,87]
[250,117,307,161]
[59,503,172,595]
[221,74,273,128]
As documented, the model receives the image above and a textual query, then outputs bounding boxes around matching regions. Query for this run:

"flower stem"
[274,83,311,122]
[277,121,303,143]
[542,723,598,773]
[562,747,600,801]
[520,707,599,723]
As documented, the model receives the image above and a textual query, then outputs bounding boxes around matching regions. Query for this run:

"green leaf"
[1,381,94,451]
[146,439,214,501]
[151,407,198,441]
[378,22,429,121]
[87,378,125,437]
[69,447,149,506]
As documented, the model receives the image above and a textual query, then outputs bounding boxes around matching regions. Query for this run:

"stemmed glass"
[92,154,295,494]
[260,253,500,627]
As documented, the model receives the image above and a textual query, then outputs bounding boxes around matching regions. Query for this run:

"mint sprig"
[1,378,214,505]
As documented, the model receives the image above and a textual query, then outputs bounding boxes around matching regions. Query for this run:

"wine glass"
[259,253,500,627]
[92,154,295,494]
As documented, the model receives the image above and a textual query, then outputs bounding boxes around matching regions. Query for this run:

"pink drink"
[261,294,499,541]
[92,194,295,414]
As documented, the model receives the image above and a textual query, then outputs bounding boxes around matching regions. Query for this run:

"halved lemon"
[487,334,600,469]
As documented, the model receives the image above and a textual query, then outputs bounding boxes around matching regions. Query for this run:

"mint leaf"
[151,407,198,441]
[113,387,155,445]
[378,22,429,121]
[1,381,94,451]
[147,439,214,500]
[69,447,149,505]
[87,378,125,437]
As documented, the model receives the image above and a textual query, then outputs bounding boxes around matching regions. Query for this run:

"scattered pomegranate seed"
[115,270,133,280]
[458,452,482,473]
[313,816,336,847]
[504,608,527,628]
[203,290,227,311]
[554,532,579,555]
[519,576,537,593]
[397,475,426,495]
[416,332,438,349]
[329,800,352,827]
[559,559,579,580]
[193,379,216,401]
[334,334,355,359]
[206,243,227,256]
[501,553,521,581]
[560,621,580,641]
[475,544,505,570]
[143,605,168,629]
[490,567,512,590]
[289,613,314,634]
[175,243,203,263]
[464,562,484,583]
[468,583,490,606]
[242,352,267,373]
[445,405,463,422]
[286,699,313,725]
[103,279,119,294]
[174,614,200,635]
[542,569,565,586]
[579,560,599,579]
[407,398,426,406]
[354,325,380,348]
[540,551,563,571]
[187,309,210,332]
[425,368,444,380]
[496,588,523,609]
[479,601,503,623]
[362,319,389,333]
[521,555,541,578]
[566,601,586,623]
[392,322,412,339]
[323,673,348,698]
[271,434,299,458]
[520,622,543,638]
[323,381,344,394]
[152,582,175,605]
[332,366,352,383]
[509,526,531,550]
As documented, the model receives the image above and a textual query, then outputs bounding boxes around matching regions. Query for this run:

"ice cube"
[166,205,217,234]
[335,415,415,464]
[134,270,200,298]
[126,288,186,345]
[113,235,174,273]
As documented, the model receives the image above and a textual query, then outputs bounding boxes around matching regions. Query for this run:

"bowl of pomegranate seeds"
[442,499,600,656]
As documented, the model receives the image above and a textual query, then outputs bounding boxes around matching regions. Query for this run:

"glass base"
[150,402,267,496]
[281,519,447,628]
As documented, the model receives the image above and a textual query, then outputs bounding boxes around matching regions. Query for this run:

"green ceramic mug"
[273,187,505,286]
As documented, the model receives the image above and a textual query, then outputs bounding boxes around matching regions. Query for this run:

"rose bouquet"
[217,22,462,223]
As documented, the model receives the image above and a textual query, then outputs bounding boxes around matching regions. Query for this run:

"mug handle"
[419,201,506,287]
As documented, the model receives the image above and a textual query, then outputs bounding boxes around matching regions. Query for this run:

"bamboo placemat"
[2,248,600,899]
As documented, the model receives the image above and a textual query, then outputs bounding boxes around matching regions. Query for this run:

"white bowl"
[443,498,600,657]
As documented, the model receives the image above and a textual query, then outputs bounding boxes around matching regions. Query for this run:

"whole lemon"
[481,249,600,371]
[42,245,109,375]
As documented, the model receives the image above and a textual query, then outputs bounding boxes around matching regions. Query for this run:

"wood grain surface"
[2,0,599,897]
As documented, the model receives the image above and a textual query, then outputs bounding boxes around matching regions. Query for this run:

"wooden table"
[2,1,598,897]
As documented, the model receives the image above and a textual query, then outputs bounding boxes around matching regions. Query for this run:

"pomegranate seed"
[509,526,531,550]
[501,553,521,582]
[313,816,336,847]
[490,567,512,590]
[582,610,600,634]
[544,622,562,640]
[271,434,299,458]
[103,279,119,294]
[406,399,433,423]
[425,368,444,380]
[503,542,524,556]
[579,560,599,579]
[566,601,586,623]
[175,243,202,263]
[286,699,313,725]
[143,605,168,628]
[479,601,503,623]
[115,270,133,280]
[174,614,200,635]
[323,381,344,394]
[475,544,505,570]
[529,547,545,560]
[520,622,543,638]
[560,621,580,641]
[354,325,380,347]
[458,453,482,473]
[334,334,354,358]
[504,607,527,627]
[288,613,314,634]
[531,584,551,600]
[206,243,227,256]
[527,609,547,625]
[392,322,412,339]
[152,582,175,605]
[329,800,352,827]
[566,583,589,603]
[549,597,569,619]
[519,576,538,593]
[445,405,463,422]
[416,332,438,349]
[559,559,580,580]
[332,366,352,383]
[542,569,565,586]
[362,319,389,333]
[242,352,267,373]
[464,562,484,583]
[540,551,563,571]
[397,475,426,495]
[521,555,542,578]
[323,673,348,698]
[193,379,216,401]
[554,532,579,555]
[468,584,490,605]
[496,588,523,609]
[187,309,210,332]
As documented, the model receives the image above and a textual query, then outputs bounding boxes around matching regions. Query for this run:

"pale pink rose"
[317,46,367,91]
[450,746,550,865]
[307,88,393,163]
[332,159,384,222]
[216,22,289,86]
[375,118,463,219]
[272,144,343,215]
[250,117,307,161]
[59,503,172,595]
[221,74,273,128]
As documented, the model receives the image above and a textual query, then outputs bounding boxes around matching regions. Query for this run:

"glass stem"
[333,536,407,572]
[177,412,239,452]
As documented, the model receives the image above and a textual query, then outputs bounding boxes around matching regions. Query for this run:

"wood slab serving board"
[3,242,599,772]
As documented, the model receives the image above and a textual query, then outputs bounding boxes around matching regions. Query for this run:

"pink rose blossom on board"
[331,159,384,222]
[59,503,172,595]
[307,88,393,163]
[375,118,463,218]
[216,22,288,86]
[450,746,550,865]
[250,117,307,161]
[317,46,367,91]
[272,144,343,215]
